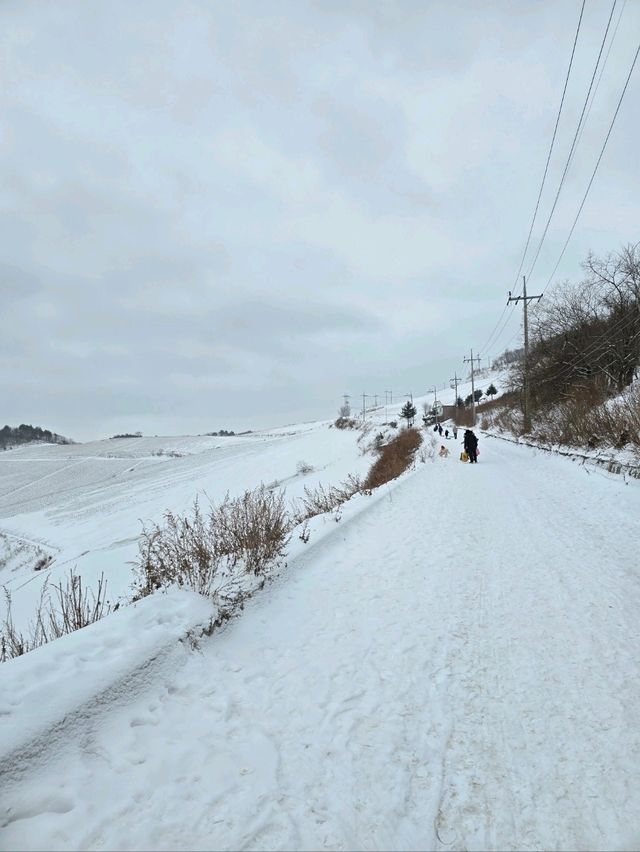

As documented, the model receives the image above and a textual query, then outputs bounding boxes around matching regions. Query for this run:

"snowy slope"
[0,421,374,631]
[0,370,509,634]
[2,438,640,851]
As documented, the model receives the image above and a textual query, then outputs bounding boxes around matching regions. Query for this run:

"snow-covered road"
[3,439,640,851]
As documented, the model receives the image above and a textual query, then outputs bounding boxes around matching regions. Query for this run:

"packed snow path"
[3,439,640,851]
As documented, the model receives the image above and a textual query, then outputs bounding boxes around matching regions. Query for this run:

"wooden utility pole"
[450,372,460,410]
[427,386,437,425]
[463,350,482,426]
[384,390,393,424]
[508,275,542,433]
[361,392,371,421]
[342,393,351,415]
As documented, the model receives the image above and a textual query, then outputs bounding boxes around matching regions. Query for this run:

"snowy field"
[6,371,640,851]
[0,421,372,631]
[0,373,500,632]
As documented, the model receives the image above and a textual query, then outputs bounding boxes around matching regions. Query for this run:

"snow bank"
[0,587,213,773]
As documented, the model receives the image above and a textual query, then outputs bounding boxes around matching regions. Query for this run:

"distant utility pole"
[342,393,351,415]
[361,392,371,421]
[450,372,460,409]
[508,275,542,433]
[374,394,378,407]
[385,390,393,405]
[406,391,413,403]
[428,386,438,425]
[463,349,482,427]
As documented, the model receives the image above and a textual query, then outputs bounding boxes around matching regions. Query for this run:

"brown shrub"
[483,382,640,454]
[454,408,475,427]
[363,427,422,490]
[530,383,640,452]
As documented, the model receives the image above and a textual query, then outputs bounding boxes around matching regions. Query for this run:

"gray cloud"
[2,0,639,439]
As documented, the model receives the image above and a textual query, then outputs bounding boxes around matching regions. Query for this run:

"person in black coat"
[463,429,479,463]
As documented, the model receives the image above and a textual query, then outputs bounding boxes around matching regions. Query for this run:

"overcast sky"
[2,0,639,440]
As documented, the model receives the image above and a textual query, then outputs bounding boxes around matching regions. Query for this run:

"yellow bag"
[460,451,469,462]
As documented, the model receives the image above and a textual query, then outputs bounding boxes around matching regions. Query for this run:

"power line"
[574,0,628,153]
[526,305,640,391]
[552,312,639,382]
[477,0,586,360]
[479,299,512,359]
[539,38,640,296]
[481,302,521,359]
[510,0,586,290]
[490,260,640,387]
[525,0,619,284]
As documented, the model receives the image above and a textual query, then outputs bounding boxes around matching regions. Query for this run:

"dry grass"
[363,427,422,490]
[297,474,362,520]
[1,569,110,662]
[482,381,640,455]
[530,383,640,450]
[133,487,290,601]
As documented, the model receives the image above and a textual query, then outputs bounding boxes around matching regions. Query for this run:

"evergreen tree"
[399,401,417,427]
[486,383,497,400]
[474,388,483,402]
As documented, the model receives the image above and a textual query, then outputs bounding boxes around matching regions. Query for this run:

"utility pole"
[508,275,542,433]
[463,349,482,427]
[361,392,371,421]
[450,372,460,416]
[374,394,378,408]
[384,390,393,424]
[427,386,438,425]
[342,393,351,416]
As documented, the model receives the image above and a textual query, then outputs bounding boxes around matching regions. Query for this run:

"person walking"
[444,429,449,439]
[463,429,479,463]
[453,425,458,440]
